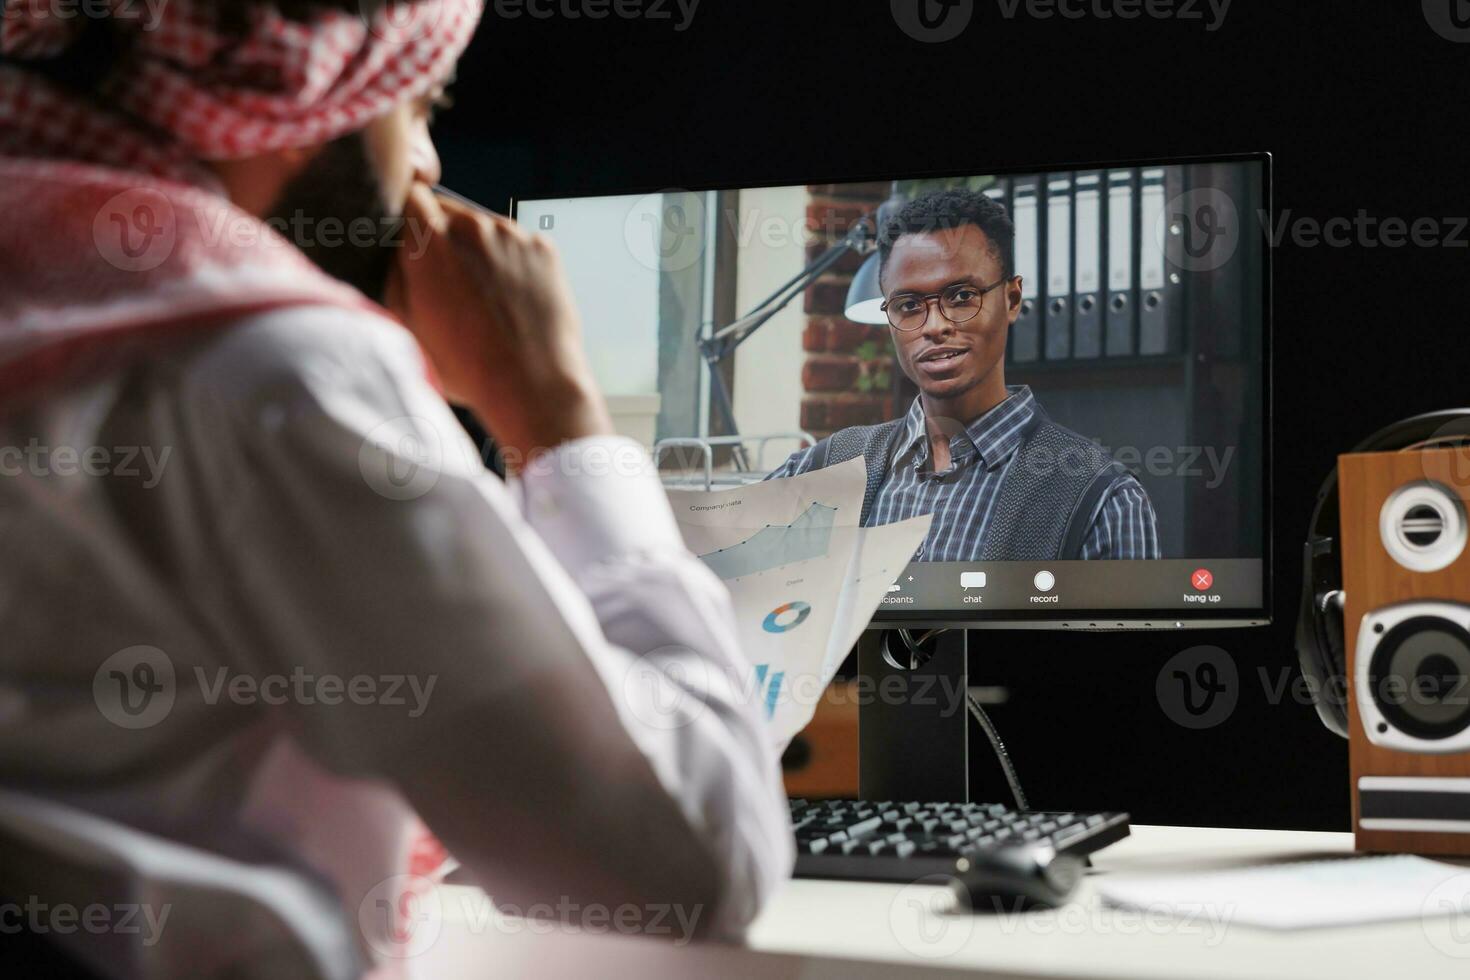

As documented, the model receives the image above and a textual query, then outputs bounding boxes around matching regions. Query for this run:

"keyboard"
[790,798,1130,882]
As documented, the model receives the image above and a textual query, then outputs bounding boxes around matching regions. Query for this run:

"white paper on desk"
[667,458,930,745]
[1098,854,1470,930]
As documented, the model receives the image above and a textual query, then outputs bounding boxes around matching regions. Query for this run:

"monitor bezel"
[510,150,1274,630]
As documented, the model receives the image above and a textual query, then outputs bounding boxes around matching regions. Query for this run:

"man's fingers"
[405,182,450,241]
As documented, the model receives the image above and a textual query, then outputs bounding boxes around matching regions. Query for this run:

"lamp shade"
[843,253,887,325]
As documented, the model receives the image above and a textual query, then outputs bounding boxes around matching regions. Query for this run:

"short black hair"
[878,188,1015,282]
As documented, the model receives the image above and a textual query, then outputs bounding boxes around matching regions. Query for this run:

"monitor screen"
[515,154,1270,628]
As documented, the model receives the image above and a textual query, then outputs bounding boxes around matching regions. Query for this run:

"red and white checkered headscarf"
[0,0,481,399]
[0,0,480,166]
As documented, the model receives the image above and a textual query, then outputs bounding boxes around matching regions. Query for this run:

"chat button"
[960,572,987,591]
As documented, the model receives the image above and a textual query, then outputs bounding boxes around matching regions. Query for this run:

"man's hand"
[387,183,613,464]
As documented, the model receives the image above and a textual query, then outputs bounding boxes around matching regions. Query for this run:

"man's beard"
[263,132,400,303]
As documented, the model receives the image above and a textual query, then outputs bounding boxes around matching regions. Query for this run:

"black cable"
[966,694,1029,813]
[892,628,1030,812]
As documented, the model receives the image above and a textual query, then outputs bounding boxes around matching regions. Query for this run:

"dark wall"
[433,2,1470,832]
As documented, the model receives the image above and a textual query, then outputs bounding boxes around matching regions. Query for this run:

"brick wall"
[800,183,897,438]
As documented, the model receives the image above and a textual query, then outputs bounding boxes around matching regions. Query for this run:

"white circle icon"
[1034,570,1056,593]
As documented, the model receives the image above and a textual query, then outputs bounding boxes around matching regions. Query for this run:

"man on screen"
[769,190,1160,561]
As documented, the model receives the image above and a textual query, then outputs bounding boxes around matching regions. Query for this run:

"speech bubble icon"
[960,572,987,590]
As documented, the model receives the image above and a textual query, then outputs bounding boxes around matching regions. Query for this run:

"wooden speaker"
[1340,446,1470,856]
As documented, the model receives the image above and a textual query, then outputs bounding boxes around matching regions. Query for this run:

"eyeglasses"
[880,278,1013,332]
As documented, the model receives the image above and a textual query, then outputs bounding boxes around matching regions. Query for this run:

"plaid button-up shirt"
[768,386,1160,561]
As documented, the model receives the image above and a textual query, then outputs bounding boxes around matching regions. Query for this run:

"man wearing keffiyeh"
[0,3,793,976]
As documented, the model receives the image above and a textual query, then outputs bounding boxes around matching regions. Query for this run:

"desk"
[422,826,1470,979]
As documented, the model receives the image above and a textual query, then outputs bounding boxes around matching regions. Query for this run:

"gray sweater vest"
[806,407,1125,561]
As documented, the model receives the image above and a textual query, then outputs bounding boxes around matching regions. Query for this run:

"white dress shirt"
[0,304,794,968]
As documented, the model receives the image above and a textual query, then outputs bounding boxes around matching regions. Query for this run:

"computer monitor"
[514,153,1271,632]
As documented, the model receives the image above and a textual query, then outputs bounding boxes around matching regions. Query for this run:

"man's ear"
[205,143,326,217]
[1006,276,1024,324]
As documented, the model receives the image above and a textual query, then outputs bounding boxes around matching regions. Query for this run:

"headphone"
[1296,409,1470,737]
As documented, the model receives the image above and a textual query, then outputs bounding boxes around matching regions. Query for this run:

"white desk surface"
[421,825,1470,979]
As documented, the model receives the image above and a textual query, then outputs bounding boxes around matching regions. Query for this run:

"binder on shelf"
[1072,171,1103,358]
[1105,168,1137,356]
[1009,175,1041,363]
[1044,173,1073,360]
[1137,167,1184,355]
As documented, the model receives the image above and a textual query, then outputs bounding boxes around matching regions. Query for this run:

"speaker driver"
[1368,616,1470,741]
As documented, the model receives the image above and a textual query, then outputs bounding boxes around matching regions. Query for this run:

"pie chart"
[763,601,812,634]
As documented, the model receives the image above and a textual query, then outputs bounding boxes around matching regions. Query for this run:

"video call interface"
[517,159,1267,616]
